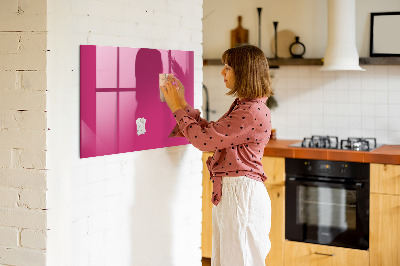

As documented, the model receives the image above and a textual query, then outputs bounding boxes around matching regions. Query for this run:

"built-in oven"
[285,158,369,250]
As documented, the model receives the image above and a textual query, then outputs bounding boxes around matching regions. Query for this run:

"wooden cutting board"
[231,16,249,48]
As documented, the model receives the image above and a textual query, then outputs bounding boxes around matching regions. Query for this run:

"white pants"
[212,176,271,266]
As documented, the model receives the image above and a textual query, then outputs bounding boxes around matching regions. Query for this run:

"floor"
[202,257,211,266]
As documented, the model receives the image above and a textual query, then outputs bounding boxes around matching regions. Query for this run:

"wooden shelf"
[203,57,400,67]
[359,57,400,65]
[203,58,323,67]
[202,59,223,66]
[268,58,323,67]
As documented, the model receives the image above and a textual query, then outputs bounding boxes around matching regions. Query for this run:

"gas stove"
[289,135,381,151]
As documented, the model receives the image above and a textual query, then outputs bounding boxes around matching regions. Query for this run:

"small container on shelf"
[289,36,306,59]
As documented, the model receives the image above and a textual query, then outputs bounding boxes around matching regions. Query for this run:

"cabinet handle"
[314,252,335,257]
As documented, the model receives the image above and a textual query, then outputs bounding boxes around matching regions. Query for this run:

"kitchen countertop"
[263,139,400,165]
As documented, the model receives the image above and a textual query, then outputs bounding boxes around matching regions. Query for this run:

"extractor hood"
[320,0,365,71]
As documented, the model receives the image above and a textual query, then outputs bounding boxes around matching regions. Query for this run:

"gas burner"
[301,135,339,149]
[290,136,380,151]
[340,137,377,151]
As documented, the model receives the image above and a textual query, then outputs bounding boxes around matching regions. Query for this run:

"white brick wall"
[0,247,46,266]
[0,227,19,247]
[0,187,19,208]
[46,1,203,266]
[2,0,203,264]
[0,208,46,230]
[0,169,47,189]
[21,229,47,250]
[0,0,48,265]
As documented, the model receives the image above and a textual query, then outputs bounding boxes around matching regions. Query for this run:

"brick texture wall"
[1,0,203,265]
[46,0,203,266]
[0,0,48,265]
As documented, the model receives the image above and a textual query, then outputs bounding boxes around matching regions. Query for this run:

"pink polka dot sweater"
[169,97,272,206]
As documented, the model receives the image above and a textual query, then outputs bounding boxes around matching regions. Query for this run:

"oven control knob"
[304,161,312,171]
[340,164,347,174]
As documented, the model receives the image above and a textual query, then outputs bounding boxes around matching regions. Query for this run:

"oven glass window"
[297,186,356,230]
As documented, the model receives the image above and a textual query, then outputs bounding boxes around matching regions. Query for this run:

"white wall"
[204,0,326,59]
[46,0,203,266]
[0,0,48,265]
[203,0,400,145]
[203,0,400,58]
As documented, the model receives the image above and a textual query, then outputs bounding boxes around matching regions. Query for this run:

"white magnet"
[136,117,147,136]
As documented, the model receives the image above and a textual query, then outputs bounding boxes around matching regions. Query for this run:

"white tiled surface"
[203,65,400,144]
[272,65,400,144]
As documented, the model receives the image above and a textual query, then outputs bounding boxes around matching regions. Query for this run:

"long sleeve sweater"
[169,97,272,205]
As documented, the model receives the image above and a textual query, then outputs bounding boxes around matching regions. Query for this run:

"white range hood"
[320,0,365,71]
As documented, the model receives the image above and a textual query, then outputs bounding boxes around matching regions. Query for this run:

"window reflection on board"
[80,45,194,158]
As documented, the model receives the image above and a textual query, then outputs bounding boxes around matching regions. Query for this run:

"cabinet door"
[261,156,285,185]
[370,163,400,195]
[284,241,369,266]
[370,193,400,266]
[202,152,214,258]
[264,185,284,266]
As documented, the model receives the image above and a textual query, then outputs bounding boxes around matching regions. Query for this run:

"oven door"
[285,177,369,250]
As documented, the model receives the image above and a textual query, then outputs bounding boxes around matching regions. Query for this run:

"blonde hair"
[221,44,273,99]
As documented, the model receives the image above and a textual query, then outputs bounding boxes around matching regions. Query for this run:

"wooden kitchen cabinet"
[370,163,400,266]
[202,152,214,258]
[261,156,285,266]
[201,154,286,266]
[370,163,400,195]
[284,241,369,266]
[261,156,285,185]
[264,184,285,266]
[370,193,400,266]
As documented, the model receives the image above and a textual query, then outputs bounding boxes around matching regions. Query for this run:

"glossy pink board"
[80,45,194,158]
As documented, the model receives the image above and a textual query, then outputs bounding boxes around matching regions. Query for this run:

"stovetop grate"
[292,136,379,151]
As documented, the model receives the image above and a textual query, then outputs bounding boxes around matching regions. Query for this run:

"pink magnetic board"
[80,45,194,158]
